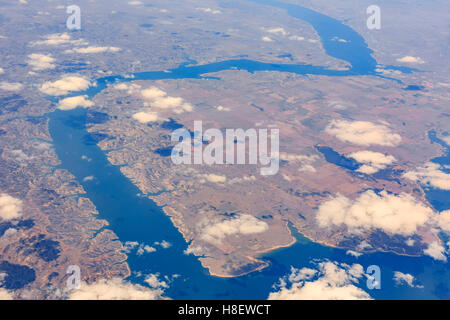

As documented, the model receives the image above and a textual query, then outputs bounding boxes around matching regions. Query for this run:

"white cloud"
[0,67,3,74]
[289,35,305,41]
[40,76,91,96]
[152,96,184,109]
[132,111,160,123]
[184,245,204,256]
[280,153,319,173]
[8,149,32,162]
[441,136,450,146]
[114,83,141,94]
[0,82,23,91]
[140,86,193,113]
[196,8,221,14]
[200,214,269,245]
[325,120,402,147]
[68,278,164,300]
[403,162,450,190]
[268,261,371,300]
[31,33,87,46]
[1,228,17,238]
[137,245,156,255]
[396,56,425,64]
[0,288,13,300]
[144,274,169,289]
[423,242,447,262]
[154,240,171,249]
[141,87,166,100]
[128,1,143,5]
[0,194,23,221]
[356,241,372,251]
[393,271,422,288]
[266,27,287,36]
[58,95,94,110]
[435,210,450,232]
[66,46,121,54]
[203,174,227,184]
[346,250,363,257]
[348,151,396,174]
[123,241,139,253]
[216,105,231,112]
[262,36,273,42]
[316,190,434,236]
[27,53,55,71]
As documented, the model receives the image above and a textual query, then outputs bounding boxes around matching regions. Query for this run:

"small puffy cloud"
[346,250,363,257]
[140,86,193,113]
[0,82,23,91]
[141,87,166,100]
[348,151,396,174]
[1,228,17,238]
[423,242,447,262]
[0,193,23,221]
[144,274,169,289]
[316,190,434,236]
[27,53,55,71]
[128,1,143,5]
[0,288,13,300]
[441,136,450,146]
[114,83,141,94]
[289,35,305,41]
[262,36,273,42]
[31,33,87,46]
[356,241,372,251]
[393,271,422,288]
[58,95,93,110]
[132,111,160,123]
[403,162,450,190]
[0,67,3,74]
[325,120,402,147]
[268,261,371,300]
[7,149,31,162]
[184,245,204,256]
[123,241,139,253]
[137,245,156,255]
[200,214,269,245]
[202,174,227,184]
[216,105,231,112]
[154,240,171,249]
[266,27,287,36]
[66,46,121,54]
[152,96,184,109]
[196,8,221,14]
[280,153,319,173]
[40,76,91,96]
[68,278,164,300]
[435,210,450,232]
[396,56,424,64]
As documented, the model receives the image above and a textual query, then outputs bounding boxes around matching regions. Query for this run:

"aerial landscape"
[0,0,449,301]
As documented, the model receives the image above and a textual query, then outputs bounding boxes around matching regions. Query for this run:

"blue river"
[47,0,448,299]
